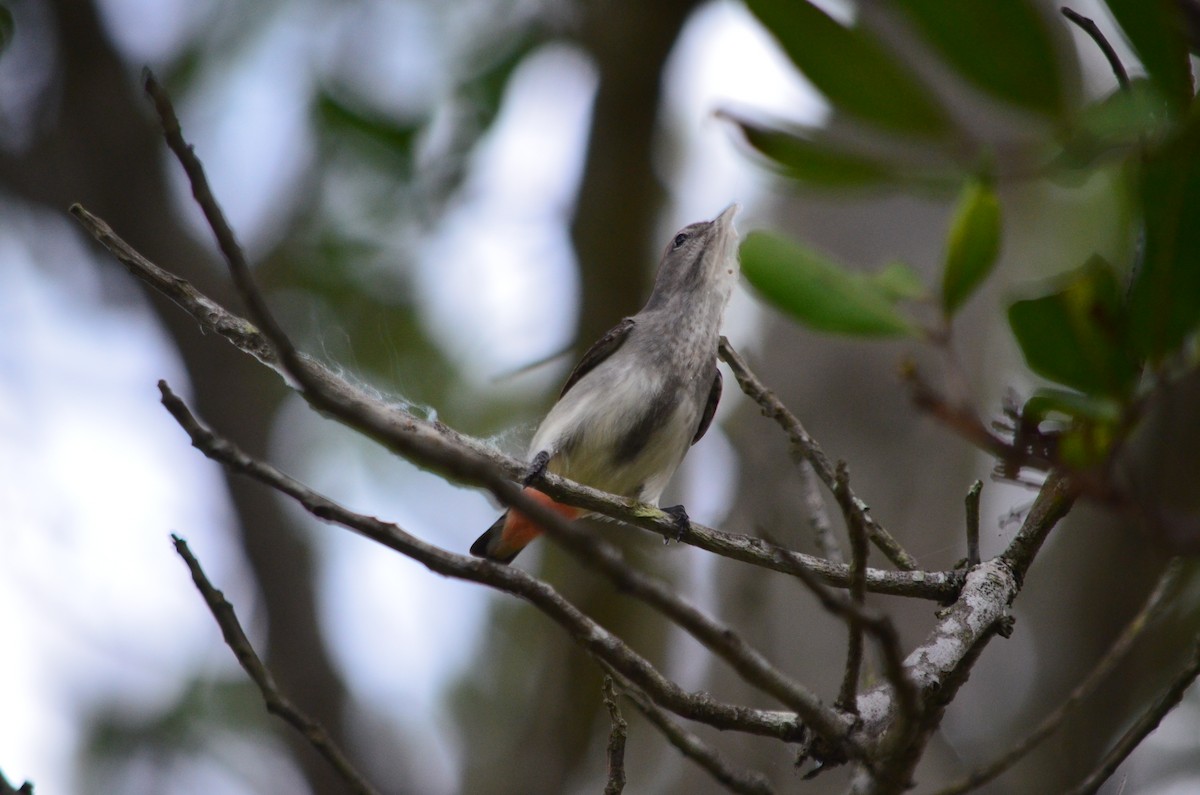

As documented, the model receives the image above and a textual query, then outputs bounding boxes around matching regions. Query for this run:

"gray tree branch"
[67,202,958,600]
[158,380,808,743]
[170,535,382,795]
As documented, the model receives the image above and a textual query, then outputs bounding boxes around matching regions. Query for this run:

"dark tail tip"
[470,514,520,564]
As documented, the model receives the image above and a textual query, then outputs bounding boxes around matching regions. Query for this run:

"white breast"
[528,353,699,504]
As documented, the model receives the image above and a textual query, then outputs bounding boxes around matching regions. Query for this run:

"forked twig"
[719,338,918,570]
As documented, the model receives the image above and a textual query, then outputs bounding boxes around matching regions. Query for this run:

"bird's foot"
[663,504,691,543]
[523,450,550,487]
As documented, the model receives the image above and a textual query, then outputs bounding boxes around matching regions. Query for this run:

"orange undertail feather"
[470,487,582,564]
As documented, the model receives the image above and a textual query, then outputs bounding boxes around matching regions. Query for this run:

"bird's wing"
[691,368,722,445]
[559,317,636,398]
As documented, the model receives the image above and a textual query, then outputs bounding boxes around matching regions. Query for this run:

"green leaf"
[870,261,926,301]
[741,231,917,337]
[1077,81,1171,143]
[898,0,1064,117]
[1129,110,1200,362]
[0,5,12,55]
[1008,256,1139,397]
[746,0,949,138]
[1053,80,1173,172]
[1103,0,1192,113]
[721,113,896,187]
[1022,388,1122,425]
[941,179,1002,314]
[1023,389,1121,468]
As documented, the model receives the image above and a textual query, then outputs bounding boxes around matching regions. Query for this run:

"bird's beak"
[716,203,740,228]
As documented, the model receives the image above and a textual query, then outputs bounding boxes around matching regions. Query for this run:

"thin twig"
[835,463,869,714]
[70,203,960,601]
[602,677,628,795]
[1061,7,1131,90]
[932,559,1185,795]
[602,665,776,795]
[1064,638,1200,795]
[719,338,918,571]
[964,480,982,568]
[170,535,382,795]
[157,381,806,743]
[1000,471,1079,584]
[755,534,918,772]
[800,458,844,564]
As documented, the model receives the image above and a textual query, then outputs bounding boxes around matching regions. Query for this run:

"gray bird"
[471,204,741,562]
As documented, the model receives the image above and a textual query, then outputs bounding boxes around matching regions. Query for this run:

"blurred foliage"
[940,177,1001,315]
[898,0,1065,117]
[242,2,556,436]
[746,0,949,138]
[735,0,1200,528]
[1008,255,1139,399]
[741,231,918,336]
[81,679,272,787]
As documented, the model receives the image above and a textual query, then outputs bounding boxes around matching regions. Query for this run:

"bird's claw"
[663,504,691,543]
[524,450,550,487]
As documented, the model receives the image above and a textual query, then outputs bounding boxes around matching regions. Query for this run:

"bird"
[470,204,741,563]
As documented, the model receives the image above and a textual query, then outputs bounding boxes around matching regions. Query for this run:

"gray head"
[643,204,741,312]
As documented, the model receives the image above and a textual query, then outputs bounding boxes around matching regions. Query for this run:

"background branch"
[170,535,382,795]
[602,677,628,795]
[603,665,776,795]
[719,338,918,570]
[1065,639,1200,795]
[964,480,982,568]
[836,463,869,714]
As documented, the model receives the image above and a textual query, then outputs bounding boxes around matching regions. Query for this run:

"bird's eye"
[673,233,688,249]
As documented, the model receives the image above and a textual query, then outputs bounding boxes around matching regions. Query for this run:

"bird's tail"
[470,487,581,564]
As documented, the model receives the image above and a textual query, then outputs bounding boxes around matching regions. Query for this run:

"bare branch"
[932,558,1185,795]
[69,204,959,600]
[719,338,918,570]
[604,666,776,795]
[801,458,844,564]
[964,480,982,568]
[170,535,382,795]
[1064,638,1200,795]
[602,677,628,795]
[836,463,869,714]
[1060,7,1131,90]
[157,380,807,742]
[1000,471,1079,584]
